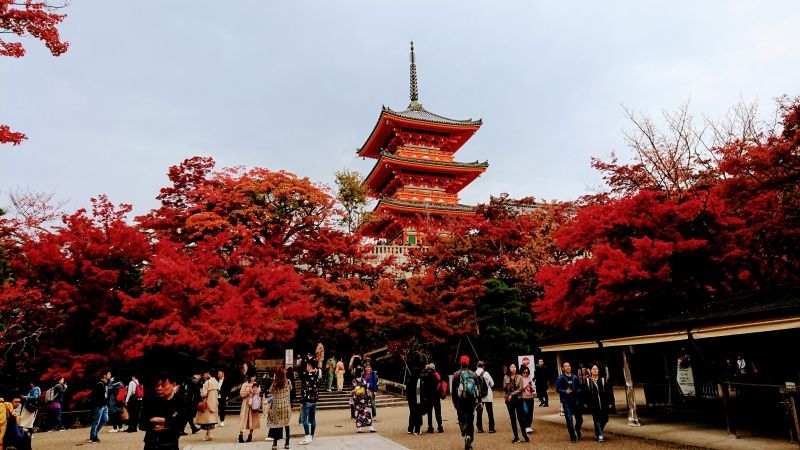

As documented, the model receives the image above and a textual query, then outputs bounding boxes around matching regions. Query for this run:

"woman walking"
[520,365,536,435]
[266,367,292,449]
[583,364,614,442]
[107,378,126,432]
[195,371,220,441]
[238,373,261,443]
[19,379,41,438]
[503,363,528,443]
[352,368,377,433]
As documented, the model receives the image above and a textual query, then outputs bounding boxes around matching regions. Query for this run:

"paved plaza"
[26,402,760,450]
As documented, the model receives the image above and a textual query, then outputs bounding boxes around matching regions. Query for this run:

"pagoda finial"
[409,41,422,110]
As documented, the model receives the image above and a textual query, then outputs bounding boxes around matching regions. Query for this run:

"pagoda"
[358,42,488,245]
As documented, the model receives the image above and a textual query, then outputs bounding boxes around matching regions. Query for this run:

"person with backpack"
[45,377,67,431]
[124,374,144,433]
[420,363,444,433]
[475,361,496,434]
[107,377,126,433]
[503,363,528,443]
[451,355,480,450]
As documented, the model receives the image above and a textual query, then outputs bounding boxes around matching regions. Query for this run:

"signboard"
[285,349,294,369]
[676,362,696,396]
[518,354,535,371]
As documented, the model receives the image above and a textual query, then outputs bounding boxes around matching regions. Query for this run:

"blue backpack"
[458,371,479,400]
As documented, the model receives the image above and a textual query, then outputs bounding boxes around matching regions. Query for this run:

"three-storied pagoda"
[358,42,488,245]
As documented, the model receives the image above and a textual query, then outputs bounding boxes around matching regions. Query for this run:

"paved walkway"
[184,434,408,450]
[537,412,797,450]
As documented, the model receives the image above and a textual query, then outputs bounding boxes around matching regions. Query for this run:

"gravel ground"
[29,402,701,449]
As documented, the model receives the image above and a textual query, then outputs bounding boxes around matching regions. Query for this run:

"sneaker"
[438,427,444,433]
[464,436,472,450]
[426,428,434,434]
[219,421,225,427]
[108,429,118,433]
[488,430,496,433]
[525,427,532,433]
[369,426,377,433]
[299,435,313,445]
[356,427,363,433]
[91,438,101,443]
[598,435,605,443]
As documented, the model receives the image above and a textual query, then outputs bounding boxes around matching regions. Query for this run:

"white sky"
[2,1,799,217]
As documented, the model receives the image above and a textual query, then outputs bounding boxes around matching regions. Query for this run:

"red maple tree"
[1,0,69,145]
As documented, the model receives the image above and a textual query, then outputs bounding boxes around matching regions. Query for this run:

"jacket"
[555,373,581,405]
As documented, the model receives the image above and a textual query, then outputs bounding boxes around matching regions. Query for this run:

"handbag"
[197,400,209,412]
[120,406,129,421]
[249,394,262,411]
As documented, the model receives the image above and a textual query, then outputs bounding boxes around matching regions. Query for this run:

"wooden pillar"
[622,345,641,427]
[719,381,737,438]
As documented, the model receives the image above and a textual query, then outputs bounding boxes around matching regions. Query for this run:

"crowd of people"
[1,349,619,450]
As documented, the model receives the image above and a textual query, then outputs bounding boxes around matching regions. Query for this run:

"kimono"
[351,377,373,428]
[195,377,220,429]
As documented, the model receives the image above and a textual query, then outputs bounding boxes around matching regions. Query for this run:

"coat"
[266,382,292,428]
[238,382,261,431]
[195,377,220,425]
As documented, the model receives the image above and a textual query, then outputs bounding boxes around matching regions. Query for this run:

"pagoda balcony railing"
[370,244,427,256]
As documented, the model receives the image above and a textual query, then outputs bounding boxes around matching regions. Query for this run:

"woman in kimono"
[351,368,377,433]
[238,373,261,442]
[266,367,292,450]
[195,371,220,441]
[335,360,346,392]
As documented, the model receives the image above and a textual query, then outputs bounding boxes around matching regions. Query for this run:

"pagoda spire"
[408,41,422,110]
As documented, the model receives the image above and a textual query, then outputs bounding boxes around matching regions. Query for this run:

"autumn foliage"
[1,0,69,145]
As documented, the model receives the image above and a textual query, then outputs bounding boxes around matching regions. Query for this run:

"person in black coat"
[140,372,189,450]
[180,373,202,434]
[581,364,615,443]
[405,365,423,434]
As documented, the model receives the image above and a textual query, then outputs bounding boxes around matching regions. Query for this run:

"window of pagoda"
[394,145,453,162]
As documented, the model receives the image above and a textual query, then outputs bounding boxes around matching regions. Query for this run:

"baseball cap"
[459,355,470,365]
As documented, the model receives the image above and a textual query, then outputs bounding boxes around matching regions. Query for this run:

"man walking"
[216,370,228,427]
[451,355,480,450]
[535,359,550,407]
[88,370,111,443]
[475,361,495,434]
[556,362,583,443]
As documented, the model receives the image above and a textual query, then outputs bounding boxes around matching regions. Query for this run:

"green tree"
[334,169,368,233]
[477,278,536,365]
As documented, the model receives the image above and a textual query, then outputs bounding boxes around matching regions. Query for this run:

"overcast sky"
[2,1,799,217]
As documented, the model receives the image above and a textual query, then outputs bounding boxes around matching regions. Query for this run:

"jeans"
[591,410,608,438]
[49,403,63,430]
[521,397,534,429]
[506,400,527,441]
[301,402,317,436]
[456,401,475,440]
[562,401,583,441]
[90,405,109,439]
[476,401,495,431]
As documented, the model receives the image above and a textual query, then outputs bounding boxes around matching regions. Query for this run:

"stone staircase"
[225,371,406,413]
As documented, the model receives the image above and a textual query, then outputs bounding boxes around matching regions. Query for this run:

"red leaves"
[0,125,26,145]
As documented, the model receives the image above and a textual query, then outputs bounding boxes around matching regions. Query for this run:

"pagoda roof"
[364,151,489,194]
[360,197,476,238]
[357,104,482,159]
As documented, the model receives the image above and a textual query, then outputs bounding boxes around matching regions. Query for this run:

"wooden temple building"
[357,43,488,246]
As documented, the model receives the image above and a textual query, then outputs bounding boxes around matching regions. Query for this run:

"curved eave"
[363,152,489,193]
[357,108,482,159]
[359,198,476,237]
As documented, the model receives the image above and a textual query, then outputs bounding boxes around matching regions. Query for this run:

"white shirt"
[476,368,494,402]
[125,380,138,403]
